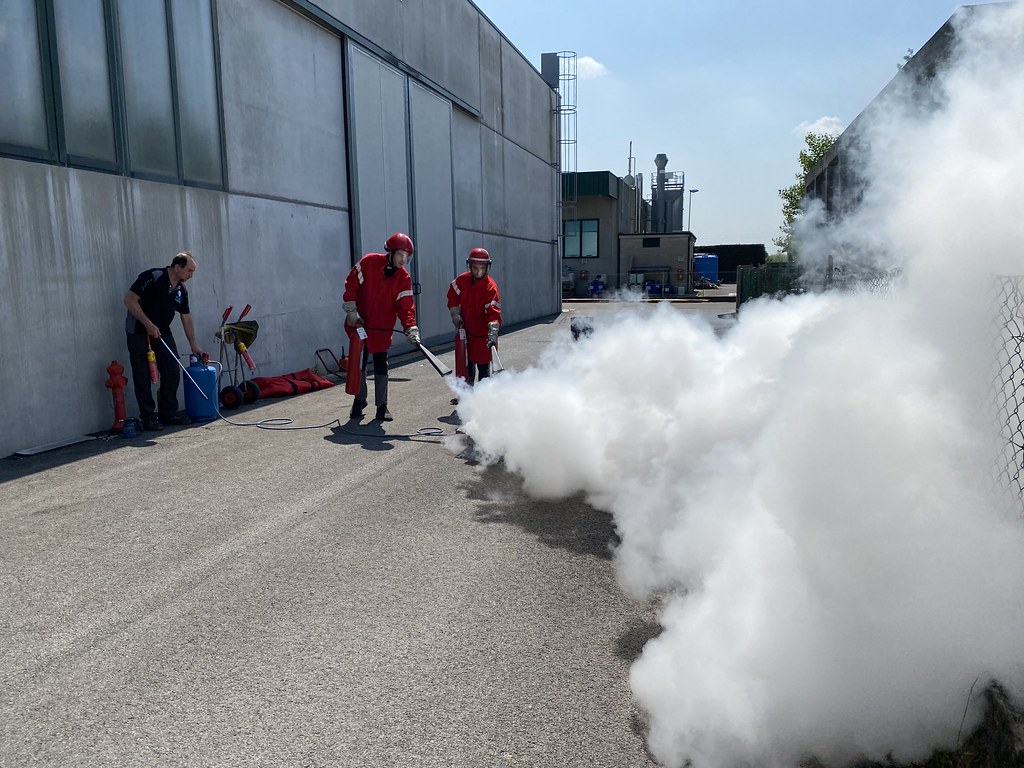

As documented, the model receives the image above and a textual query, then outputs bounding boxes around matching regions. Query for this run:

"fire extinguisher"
[345,327,365,396]
[147,336,159,384]
[454,328,468,382]
[236,340,256,370]
[233,304,256,370]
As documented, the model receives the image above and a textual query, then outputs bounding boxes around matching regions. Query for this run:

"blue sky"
[470,0,1000,251]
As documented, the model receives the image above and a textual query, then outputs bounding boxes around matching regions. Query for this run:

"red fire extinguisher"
[454,328,468,382]
[345,327,365,395]
[235,304,256,369]
[146,336,159,384]
[236,340,256,370]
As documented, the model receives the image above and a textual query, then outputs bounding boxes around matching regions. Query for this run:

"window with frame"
[563,219,598,259]
[0,0,52,159]
[0,0,224,188]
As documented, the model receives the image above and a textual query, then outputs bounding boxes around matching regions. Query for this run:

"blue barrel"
[694,254,719,282]
[184,355,219,423]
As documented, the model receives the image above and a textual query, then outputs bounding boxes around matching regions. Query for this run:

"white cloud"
[577,55,609,79]
[794,115,844,137]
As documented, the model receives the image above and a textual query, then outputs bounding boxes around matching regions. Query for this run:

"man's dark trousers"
[126,331,181,421]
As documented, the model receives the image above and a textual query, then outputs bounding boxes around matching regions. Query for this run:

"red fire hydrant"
[105,360,129,431]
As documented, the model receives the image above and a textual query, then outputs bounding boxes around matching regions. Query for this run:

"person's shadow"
[324,417,446,452]
[437,409,460,427]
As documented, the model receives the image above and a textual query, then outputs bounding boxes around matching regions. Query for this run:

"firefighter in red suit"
[343,232,420,422]
[447,248,501,395]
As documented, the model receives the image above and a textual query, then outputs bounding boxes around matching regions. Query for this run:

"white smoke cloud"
[458,5,1024,767]
[793,115,844,137]
[577,55,609,79]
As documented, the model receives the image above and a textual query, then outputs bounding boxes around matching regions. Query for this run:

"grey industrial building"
[0,0,560,456]
[804,4,1001,222]
[558,171,646,296]
[559,161,698,297]
[559,159,767,297]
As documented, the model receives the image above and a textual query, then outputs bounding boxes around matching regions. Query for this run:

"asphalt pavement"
[0,301,732,768]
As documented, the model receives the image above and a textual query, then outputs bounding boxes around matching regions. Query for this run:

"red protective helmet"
[385,232,414,254]
[468,247,491,265]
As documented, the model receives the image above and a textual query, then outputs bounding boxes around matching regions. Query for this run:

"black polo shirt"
[125,267,190,335]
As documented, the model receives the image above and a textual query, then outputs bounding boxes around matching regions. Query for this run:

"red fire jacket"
[447,271,501,363]
[343,252,416,354]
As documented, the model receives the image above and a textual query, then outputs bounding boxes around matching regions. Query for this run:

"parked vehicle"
[694,276,721,289]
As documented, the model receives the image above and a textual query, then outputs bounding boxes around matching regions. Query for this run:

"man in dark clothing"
[123,251,203,430]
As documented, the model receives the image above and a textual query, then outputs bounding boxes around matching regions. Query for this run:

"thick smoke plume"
[458,6,1024,767]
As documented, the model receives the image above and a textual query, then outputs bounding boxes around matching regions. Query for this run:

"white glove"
[450,306,463,328]
[343,300,362,327]
[487,321,499,347]
[406,325,421,345]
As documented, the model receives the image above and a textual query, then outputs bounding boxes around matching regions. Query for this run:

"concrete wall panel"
[316,0,403,58]
[0,164,116,454]
[219,0,347,207]
[322,0,484,117]
[480,128,507,235]
[410,83,457,342]
[399,0,480,110]
[505,142,556,244]
[347,44,411,258]
[219,195,349,375]
[477,20,503,132]
[503,237,559,323]
[451,110,483,233]
[500,40,552,161]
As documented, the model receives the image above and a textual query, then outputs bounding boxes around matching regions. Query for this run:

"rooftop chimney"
[655,154,668,232]
[652,154,685,233]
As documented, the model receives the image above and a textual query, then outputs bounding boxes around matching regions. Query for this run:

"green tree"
[771,131,838,261]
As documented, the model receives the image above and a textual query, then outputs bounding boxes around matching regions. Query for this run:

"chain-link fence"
[737,260,902,308]
[994,276,1024,518]
[823,263,902,295]
[738,263,1023,516]
[736,263,804,306]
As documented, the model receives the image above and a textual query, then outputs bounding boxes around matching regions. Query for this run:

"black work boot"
[375,404,393,422]
[349,398,367,420]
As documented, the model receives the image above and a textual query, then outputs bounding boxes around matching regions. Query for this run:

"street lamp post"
[686,189,699,295]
